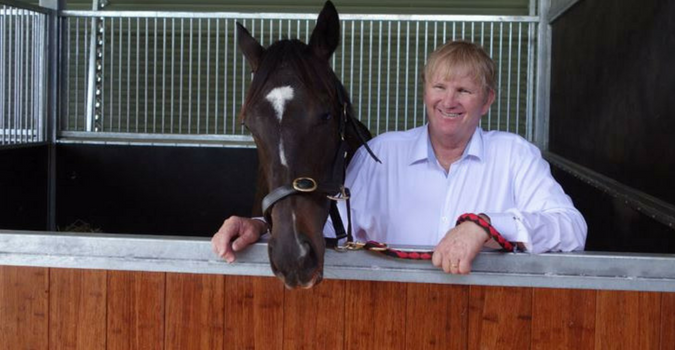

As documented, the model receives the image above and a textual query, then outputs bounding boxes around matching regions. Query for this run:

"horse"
[238,1,377,289]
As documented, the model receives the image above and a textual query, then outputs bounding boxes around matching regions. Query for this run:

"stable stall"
[1,0,674,348]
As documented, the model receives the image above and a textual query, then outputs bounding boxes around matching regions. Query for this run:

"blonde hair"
[423,41,496,94]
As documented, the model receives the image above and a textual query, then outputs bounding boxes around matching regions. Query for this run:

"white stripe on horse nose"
[266,86,295,122]
[292,212,309,259]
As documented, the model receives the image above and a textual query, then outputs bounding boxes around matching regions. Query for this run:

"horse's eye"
[321,113,332,122]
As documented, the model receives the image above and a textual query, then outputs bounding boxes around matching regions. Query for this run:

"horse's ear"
[237,22,264,72]
[309,1,340,61]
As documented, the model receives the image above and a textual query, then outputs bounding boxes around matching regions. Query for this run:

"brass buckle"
[327,186,350,201]
[292,177,318,193]
[334,241,365,252]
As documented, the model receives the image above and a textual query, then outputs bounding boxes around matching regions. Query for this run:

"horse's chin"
[281,271,323,290]
[270,259,324,290]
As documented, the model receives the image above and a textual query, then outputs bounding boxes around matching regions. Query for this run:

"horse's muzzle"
[268,234,325,289]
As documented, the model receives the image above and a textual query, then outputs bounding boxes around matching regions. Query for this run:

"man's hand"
[211,216,267,263]
[432,221,489,274]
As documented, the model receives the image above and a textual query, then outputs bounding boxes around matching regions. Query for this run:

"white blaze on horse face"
[292,212,309,259]
[266,86,295,122]
[266,86,294,167]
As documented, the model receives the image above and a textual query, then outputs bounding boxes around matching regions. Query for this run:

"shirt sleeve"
[484,142,587,253]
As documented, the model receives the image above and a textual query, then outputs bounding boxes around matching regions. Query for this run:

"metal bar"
[545,152,675,230]
[162,18,166,133]
[205,19,210,134]
[85,16,98,132]
[506,22,512,132]
[153,18,157,133]
[1,6,6,144]
[2,230,675,293]
[394,21,400,131]
[62,11,539,23]
[109,17,114,131]
[214,19,219,134]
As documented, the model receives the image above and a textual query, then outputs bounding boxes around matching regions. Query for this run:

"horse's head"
[238,1,349,289]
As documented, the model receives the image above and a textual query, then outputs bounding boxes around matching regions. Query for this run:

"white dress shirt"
[326,124,587,253]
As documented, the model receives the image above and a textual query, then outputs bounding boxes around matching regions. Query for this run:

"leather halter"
[261,81,378,245]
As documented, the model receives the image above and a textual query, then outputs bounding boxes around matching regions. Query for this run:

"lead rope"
[340,213,516,260]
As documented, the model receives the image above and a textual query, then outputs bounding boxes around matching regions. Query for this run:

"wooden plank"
[165,273,224,350]
[49,268,107,350]
[531,288,596,350]
[468,286,532,350]
[223,275,284,350]
[0,266,49,350]
[107,271,166,350]
[661,292,675,350]
[344,280,407,350]
[283,279,346,350]
[405,283,469,350]
[595,290,661,349]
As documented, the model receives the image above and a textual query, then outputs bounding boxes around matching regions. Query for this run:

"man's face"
[424,69,495,145]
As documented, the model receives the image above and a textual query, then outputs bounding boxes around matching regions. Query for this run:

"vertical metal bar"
[117,18,121,131]
[205,19,211,134]
[99,17,105,131]
[108,17,119,131]
[0,5,5,145]
[367,20,373,130]
[507,22,513,132]
[188,18,193,134]
[153,17,157,133]
[214,18,219,134]
[162,17,166,133]
[179,18,184,133]
[488,22,494,127]
[232,19,238,133]
[385,22,390,132]
[197,19,203,134]
[414,21,419,128]
[404,21,409,130]
[223,19,234,133]
[135,18,140,132]
[497,22,503,130]
[340,19,345,81]
[423,21,428,119]
[86,16,99,132]
[13,10,18,142]
[74,17,79,130]
[376,21,381,135]
[358,21,363,121]
[395,21,400,131]
[240,19,247,134]
[126,19,131,131]
[516,23,523,135]
[349,21,354,101]
[171,18,175,133]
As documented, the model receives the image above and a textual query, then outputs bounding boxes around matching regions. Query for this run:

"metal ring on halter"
[334,241,365,252]
[292,177,318,192]
[327,186,350,201]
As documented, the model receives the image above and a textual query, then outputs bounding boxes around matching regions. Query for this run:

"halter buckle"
[327,186,350,201]
[292,177,318,192]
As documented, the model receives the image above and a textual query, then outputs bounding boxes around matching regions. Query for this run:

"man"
[212,41,587,274]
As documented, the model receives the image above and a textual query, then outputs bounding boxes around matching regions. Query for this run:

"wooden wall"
[1,265,674,349]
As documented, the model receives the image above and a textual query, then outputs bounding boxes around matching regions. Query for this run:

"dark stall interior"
[548,0,675,252]
[1,0,675,252]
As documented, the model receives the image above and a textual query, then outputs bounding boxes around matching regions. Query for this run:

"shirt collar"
[408,125,485,165]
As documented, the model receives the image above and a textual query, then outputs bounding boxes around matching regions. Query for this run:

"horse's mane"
[240,39,347,121]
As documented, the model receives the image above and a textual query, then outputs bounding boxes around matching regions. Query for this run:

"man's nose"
[441,91,459,108]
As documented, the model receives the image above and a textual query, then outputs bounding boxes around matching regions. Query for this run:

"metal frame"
[2,229,675,292]
[58,10,540,145]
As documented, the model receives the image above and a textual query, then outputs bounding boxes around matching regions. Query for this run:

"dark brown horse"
[238,1,375,289]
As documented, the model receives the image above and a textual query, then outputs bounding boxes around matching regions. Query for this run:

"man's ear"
[308,1,340,61]
[237,22,264,72]
[481,88,496,115]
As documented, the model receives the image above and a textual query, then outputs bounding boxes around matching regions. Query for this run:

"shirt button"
[441,216,449,223]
